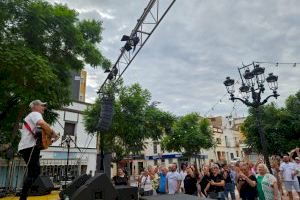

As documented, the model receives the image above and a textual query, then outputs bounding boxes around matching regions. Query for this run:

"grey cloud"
[48,0,300,116]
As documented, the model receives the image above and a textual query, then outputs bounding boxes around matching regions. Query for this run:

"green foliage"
[241,91,300,155]
[161,113,214,157]
[0,0,109,149]
[84,83,176,162]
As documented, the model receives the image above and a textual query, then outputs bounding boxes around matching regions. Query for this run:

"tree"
[84,83,175,163]
[0,0,110,149]
[241,91,300,155]
[161,113,214,159]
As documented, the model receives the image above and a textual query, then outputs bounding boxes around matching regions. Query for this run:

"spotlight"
[121,34,140,52]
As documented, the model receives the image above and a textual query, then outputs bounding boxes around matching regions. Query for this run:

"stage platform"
[0,191,59,200]
[0,192,214,200]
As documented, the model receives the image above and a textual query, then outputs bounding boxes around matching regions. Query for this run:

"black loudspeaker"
[98,96,114,132]
[59,173,90,199]
[72,173,117,200]
[115,185,138,200]
[29,175,54,196]
[96,153,112,177]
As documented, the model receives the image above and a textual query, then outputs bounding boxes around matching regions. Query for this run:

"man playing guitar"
[18,100,59,200]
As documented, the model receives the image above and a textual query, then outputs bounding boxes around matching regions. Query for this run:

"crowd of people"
[112,149,300,200]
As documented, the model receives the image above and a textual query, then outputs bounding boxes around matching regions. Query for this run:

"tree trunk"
[11,104,25,142]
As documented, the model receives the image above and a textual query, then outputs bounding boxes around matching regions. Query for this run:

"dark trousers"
[19,146,40,200]
[224,182,236,200]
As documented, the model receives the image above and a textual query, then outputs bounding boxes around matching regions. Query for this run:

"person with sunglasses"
[204,165,225,199]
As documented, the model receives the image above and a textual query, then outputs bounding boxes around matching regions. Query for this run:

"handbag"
[139,175,148,196]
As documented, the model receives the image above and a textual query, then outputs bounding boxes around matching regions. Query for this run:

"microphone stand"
[53,116,83,189]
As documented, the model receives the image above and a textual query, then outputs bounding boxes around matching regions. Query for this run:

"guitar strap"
[23,121,36,137]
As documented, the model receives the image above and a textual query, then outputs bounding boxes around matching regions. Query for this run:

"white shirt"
[18,112,43,151]
[166,171,182,194]
[280,162,296,182]
[180,170,187,188]
[140,175,153,191]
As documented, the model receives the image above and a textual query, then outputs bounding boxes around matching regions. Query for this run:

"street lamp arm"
[231,96,253,107]
[260,94,280,106]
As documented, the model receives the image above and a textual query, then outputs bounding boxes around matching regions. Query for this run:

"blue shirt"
[158,173,166,193]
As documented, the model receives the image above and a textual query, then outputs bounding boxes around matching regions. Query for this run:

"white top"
[295,163,300,177]
[166,171,182,194]
[140,175,153,191]
[256,173,281,200]
[280,162,296,182]
[180,170,187,188]
[18,112,43,151]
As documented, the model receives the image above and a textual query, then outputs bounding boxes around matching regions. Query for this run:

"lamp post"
[223,63,279,173]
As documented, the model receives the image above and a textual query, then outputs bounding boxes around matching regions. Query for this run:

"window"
[64,122,76,136]
[168,158,173,164]
[225,136,229,147]
[154,160,158,165]
[230,153,234,159]
[153,142,158,154]
[236,151,239,157]
[216,138,221,144]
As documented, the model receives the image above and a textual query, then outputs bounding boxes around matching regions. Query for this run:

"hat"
[295,157,300,160]
[29,100,47,108]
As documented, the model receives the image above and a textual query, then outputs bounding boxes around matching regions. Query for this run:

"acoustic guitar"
[35,124,60,150]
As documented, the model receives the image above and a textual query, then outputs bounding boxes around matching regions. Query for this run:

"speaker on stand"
[98,96,114,133]
[97,96,114,175]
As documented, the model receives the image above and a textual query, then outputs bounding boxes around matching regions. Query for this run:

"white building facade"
[40,101,97,182]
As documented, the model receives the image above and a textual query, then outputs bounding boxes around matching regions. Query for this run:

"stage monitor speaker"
[115,185,138,200]
[98,96,114,132]
[72,173,117,200]
[29,175,54,196]
[59,173,90,199]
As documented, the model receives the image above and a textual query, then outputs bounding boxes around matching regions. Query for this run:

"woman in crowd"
[256,163,280,200]
[139,169,153,196]
[184,165,198,196]
[222,164,236,200]
[113,168,128,186]
[204,165,225,199]
[180,163,187,193]
[237,163,257,200]
[271,160,284,196]
[157,166,168,194]
[199,165,211,197]
[148,166,159,195]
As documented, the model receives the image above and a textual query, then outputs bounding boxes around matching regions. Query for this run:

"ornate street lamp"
[223,63,279,173]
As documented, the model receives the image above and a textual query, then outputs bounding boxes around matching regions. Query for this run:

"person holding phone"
[237,164,257,200]
[204,165,225,199]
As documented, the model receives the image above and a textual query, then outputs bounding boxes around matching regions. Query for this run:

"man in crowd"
[166,163,182,194]
[280,154,300,200]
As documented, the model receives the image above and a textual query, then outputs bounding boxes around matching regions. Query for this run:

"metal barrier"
[0,158,84,192]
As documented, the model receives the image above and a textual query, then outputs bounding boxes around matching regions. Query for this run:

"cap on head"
[29,100,47,108]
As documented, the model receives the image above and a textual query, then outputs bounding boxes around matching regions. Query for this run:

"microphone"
[46,108,58,115]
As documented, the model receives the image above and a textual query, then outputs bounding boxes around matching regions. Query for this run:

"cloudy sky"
[49,0,300,117]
